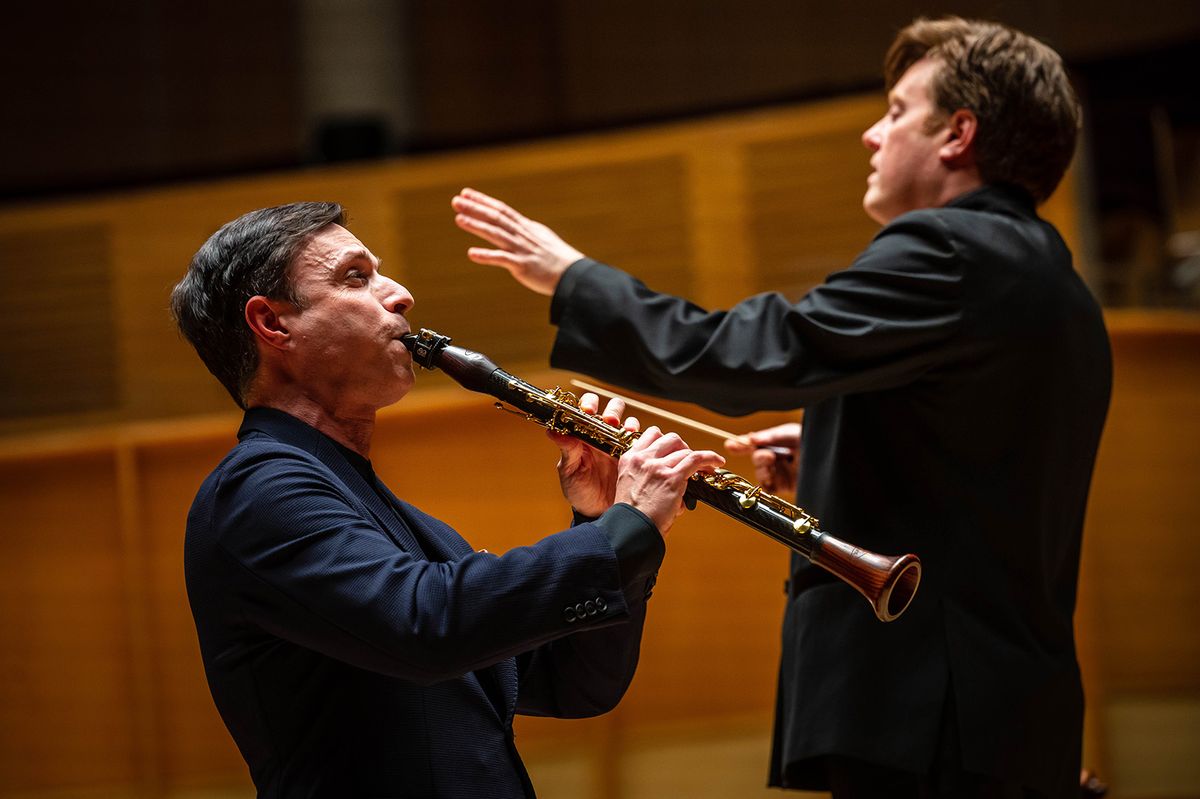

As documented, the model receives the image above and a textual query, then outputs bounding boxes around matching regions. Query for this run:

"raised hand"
[451,187,584,296]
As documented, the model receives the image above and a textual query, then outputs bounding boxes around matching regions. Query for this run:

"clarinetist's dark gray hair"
[170,201,345,408]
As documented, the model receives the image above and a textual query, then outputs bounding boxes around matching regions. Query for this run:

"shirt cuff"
[570,507,599,526]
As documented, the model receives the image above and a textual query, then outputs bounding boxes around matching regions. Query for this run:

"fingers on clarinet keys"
[562,596,607,623]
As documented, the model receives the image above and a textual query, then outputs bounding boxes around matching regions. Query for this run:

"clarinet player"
[170,202,724,797]
[451,17,1111,799]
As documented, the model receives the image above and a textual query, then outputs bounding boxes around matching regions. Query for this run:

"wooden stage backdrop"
[0,94,1197,798]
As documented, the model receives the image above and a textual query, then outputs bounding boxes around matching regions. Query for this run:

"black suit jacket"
[547,185,1111,798]
[184,407,663,798]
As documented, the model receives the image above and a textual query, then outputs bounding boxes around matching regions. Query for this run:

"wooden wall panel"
[1081,319,1200,692]
[745,126,883,298]
[618,512,787,725]
[136,434,247,790]
[0,453,138,791]
[0,225,118,419]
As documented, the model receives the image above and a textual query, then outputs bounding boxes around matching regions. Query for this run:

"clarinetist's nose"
[381,276,414,315]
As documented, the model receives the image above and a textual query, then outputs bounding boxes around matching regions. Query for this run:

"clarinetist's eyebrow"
[332,249,383,276]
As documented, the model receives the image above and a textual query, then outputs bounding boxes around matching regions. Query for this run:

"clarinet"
[402,328,921,622]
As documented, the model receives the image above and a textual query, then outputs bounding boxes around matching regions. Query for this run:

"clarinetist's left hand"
[551,393,637,518]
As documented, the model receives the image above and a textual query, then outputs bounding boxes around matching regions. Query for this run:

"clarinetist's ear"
[245,295,291,351]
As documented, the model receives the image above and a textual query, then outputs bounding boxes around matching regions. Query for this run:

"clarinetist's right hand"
[616,428,725,537]
[725,422,801,494]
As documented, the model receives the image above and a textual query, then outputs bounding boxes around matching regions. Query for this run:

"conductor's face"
[280,224,416,411]
[862,57,950,225]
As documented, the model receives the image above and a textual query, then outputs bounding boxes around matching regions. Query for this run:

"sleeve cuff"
[550,257,598,325]
[594,503,665,602]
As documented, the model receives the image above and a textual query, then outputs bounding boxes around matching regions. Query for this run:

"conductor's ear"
[940,108,978,168]
[244,295,292,351]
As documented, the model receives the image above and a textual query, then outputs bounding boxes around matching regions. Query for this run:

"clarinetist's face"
[279,224,416,411]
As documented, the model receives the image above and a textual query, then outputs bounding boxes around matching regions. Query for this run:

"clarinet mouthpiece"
[402,329,453,370]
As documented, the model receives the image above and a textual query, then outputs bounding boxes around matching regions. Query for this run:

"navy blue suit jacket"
[184,407,663,798]
[548,185,1111,798]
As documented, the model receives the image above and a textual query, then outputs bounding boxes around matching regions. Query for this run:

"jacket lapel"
[315,440,429,559]
[374,482,468,563]
[237,408,428,557]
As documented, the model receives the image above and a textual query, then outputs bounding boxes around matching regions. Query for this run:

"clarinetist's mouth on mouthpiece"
[399,328,455,371]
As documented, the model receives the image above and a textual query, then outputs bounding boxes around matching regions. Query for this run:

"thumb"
[547,429,581,460]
